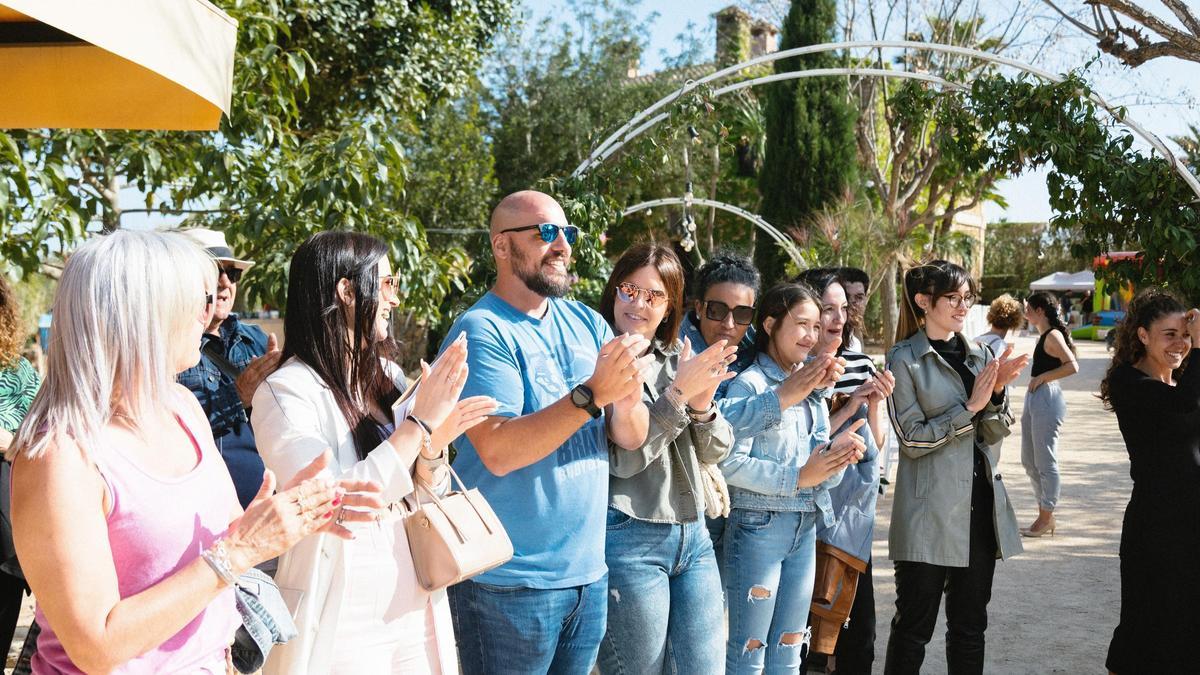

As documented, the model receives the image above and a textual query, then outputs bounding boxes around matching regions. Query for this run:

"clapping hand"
[673,337,739,411]
[992,344,1030,393]
[797,419,866,488]
[236,333,283,408]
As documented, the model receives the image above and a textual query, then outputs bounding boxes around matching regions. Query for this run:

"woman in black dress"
[1099,289,1200,674]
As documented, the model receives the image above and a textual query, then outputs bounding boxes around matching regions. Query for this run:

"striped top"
[832,349,878,396]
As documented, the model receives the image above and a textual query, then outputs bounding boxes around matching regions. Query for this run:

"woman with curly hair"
[0,274,39,660]
[1100,288,1200,675]
[973,294,1024,354]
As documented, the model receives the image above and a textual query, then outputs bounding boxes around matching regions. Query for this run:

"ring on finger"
[334,507,346,525]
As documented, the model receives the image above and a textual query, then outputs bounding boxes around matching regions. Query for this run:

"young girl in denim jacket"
[719,283,867,674]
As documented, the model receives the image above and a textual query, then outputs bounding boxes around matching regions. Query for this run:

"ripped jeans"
[724,508,818,674]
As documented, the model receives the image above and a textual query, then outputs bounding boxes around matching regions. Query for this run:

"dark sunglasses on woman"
[703,300,754,326]
[499,222,580,245]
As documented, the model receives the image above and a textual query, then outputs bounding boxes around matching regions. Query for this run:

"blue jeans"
[448,575,607,674]
[598,510,724,675]
[724,508,819,674]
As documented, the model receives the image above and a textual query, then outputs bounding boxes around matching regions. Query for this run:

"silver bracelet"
[411,418,443,465]
[200,539,239,587]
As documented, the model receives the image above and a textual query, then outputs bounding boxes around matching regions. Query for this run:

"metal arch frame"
[571,39,1200,201]
[622,197,809,266]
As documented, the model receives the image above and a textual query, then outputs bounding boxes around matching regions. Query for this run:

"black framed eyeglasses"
[499,222,579,245]
[704,300,755,326]
[218,265,243,284]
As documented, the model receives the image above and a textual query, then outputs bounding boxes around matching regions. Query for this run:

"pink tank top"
[32,411,241,674]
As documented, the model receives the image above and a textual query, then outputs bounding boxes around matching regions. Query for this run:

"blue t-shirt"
[440,291,613,589]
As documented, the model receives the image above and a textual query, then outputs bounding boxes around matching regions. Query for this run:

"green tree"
[981,221,1088,300]
[756,0,858,286]
[0,0,513,324]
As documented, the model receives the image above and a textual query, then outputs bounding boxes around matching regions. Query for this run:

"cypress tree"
[757,0,857,285]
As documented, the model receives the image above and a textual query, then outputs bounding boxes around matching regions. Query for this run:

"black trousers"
[832,558,876,674]
[885,462,997,675]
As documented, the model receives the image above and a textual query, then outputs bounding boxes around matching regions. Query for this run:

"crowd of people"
[0,188,1194,674]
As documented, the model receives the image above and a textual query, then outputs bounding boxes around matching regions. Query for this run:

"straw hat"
[179,228,255,271]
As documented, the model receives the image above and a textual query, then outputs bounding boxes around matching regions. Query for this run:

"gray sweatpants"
[1021,381,1066,511]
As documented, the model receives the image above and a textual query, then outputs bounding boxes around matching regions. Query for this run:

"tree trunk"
[101,174,122,233]
[881,256,899,350]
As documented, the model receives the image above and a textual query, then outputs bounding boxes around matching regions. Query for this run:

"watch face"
[571,385,591,407]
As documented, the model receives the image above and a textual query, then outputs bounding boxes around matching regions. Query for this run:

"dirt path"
[869,334,1126,674]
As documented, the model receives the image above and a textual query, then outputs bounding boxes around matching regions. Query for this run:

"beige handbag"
[402,464,513,592]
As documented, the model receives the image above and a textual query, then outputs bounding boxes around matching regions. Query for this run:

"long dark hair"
[1026,291,1076,354]
[754,282,821,353]
[897,260,978,343]
[600,243,685,344]
[1099,288,1185,410]
[280,231,400,459]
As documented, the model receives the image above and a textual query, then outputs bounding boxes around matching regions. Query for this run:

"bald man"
[439,191,650,672]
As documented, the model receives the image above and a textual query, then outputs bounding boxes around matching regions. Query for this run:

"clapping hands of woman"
[413,334,498,452]
[672,337,739,412]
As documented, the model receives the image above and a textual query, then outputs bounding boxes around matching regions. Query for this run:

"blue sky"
[523,0,1200,224]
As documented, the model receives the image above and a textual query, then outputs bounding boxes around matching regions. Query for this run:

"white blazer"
[250,357,456,674]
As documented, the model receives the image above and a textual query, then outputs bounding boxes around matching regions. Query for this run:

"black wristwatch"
[570,384,602,419]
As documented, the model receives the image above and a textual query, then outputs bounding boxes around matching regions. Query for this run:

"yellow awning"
[0,0,237,130]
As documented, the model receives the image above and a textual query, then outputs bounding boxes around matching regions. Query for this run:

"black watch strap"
[571,384,602,419]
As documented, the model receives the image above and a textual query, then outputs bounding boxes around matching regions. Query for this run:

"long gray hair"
[9,230,215,460]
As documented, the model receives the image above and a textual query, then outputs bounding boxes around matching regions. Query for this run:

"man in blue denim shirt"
[178,229,281,508]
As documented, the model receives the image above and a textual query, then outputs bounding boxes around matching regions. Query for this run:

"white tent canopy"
[0,0,236,130]
[1029,270,1095,292]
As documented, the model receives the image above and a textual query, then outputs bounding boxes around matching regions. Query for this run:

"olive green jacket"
[885,330,1023,567]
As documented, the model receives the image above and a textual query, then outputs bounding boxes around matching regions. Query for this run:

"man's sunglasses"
[703,300,754,326]
[499,223,579,245]
[218,265,244,284]
[616,282,668,308]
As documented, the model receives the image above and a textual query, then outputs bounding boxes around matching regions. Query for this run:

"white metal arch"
[621,197,810,266]
[572,40,1200,201]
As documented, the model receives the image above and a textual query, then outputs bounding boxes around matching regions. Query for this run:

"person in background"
[974,295,1024,355]
[1098,289,1200,675]
[442,191,650,673]
[838,268,871,353]
[0,274,40,663]
[596,243,736,675]
[884,260,1027,675]
[1019,292,1079,538]
[179,228,282,509]
[8,230,370,674]
[252,231,491,673]
[720,282,865,674]
[796,268,894,675]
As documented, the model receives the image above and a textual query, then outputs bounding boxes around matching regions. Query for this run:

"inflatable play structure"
[1029,252,1137,341]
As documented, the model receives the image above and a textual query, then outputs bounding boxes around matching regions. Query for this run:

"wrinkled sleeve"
[718,379,802,496]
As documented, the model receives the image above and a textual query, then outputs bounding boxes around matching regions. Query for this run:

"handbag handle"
[403,464,498,544]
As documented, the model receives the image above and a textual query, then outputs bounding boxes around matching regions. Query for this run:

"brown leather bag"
[402,465,513,592]
[809,541,868,655]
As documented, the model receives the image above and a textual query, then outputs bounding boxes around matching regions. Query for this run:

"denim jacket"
[679,313,782,439]
[719,353,842,525]
[814,404,880,561]
[178,314,268,436]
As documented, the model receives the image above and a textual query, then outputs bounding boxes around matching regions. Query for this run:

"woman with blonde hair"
[974,294,1024,354]
[9,230,377,673]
